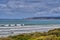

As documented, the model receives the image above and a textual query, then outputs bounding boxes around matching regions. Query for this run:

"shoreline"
[0,24,60,37]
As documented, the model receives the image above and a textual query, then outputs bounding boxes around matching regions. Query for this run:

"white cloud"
[34,11,48,16]
[50,7,60,13]
[0,4,7,9]
[0,0,60,18]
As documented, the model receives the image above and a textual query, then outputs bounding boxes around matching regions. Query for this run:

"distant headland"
[26,17,60,19]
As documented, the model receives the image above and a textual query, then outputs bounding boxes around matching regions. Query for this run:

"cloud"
[0,4,7,9]
[50,7,60,13]
[0,0,60,18]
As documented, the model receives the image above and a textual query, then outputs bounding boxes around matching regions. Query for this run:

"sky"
[0,0,60,19]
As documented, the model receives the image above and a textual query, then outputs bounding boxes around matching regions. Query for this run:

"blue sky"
[0,0,60,19]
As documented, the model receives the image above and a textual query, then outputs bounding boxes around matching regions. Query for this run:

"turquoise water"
[0,19,60,36]
[0,19,60,25]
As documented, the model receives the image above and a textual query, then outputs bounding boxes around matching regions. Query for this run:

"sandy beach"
[0,24,60,37]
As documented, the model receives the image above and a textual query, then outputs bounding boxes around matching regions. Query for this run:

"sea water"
[0,19,60,25]
[0,19,60,37]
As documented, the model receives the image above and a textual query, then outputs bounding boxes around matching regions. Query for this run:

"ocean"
[0,19,60,37]
[0,19,60,25]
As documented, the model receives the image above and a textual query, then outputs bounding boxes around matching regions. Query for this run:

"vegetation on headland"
[0,28,60,40]
[26,17,60,19]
